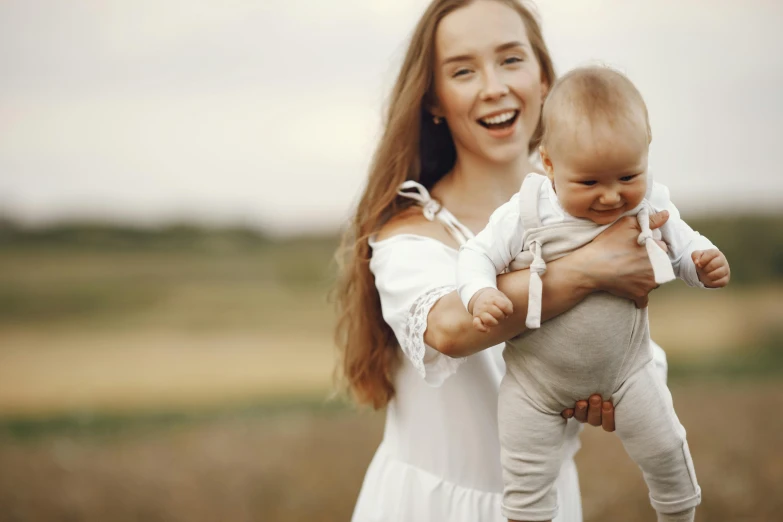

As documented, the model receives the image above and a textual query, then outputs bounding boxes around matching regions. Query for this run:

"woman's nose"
[480,68,509,100]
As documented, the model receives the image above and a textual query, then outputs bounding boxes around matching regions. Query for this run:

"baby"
[457,66,729,522]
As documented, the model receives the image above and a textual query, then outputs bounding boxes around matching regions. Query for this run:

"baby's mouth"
[478,110,519,130]
[593,206,624,214]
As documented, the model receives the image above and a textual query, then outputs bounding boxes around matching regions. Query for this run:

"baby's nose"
[600,191,621,205]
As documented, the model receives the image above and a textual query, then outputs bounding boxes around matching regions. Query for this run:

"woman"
[335,1,670,520]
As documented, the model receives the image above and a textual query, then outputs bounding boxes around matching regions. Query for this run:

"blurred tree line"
[0,214,781,285]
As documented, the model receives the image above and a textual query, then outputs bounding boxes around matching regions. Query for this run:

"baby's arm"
[648,182,729,288]
[457,195,526,332]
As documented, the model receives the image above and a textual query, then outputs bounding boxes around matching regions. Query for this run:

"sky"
[1,0,781,235]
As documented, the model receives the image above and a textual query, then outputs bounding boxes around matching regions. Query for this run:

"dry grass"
[0,380,781,522]
[0,329,334,417]
[648,284,783,360]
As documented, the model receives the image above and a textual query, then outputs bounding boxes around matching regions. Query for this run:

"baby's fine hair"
[541,66,652,152]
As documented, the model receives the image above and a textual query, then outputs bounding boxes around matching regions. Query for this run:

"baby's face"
[542,124,648,225]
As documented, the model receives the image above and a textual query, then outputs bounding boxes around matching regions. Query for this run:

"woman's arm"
[426,250,592,357]
[425,212,670,357]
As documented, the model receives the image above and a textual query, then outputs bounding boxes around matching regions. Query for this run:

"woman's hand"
[561,394,615,432]
[576,210,670,308]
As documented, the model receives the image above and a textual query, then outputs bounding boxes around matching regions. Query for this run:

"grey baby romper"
[497,174,702,521]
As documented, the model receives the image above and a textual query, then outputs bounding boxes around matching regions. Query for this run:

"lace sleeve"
[369,235,469,387]
[401,285,466,386]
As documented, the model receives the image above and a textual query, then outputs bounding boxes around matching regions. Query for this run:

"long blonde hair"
[334,0,556,409]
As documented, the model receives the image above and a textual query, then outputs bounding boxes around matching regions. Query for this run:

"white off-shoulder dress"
[351,181,668,522]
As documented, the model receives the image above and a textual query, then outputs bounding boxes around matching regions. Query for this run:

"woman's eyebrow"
[441,53,474,66]
[441,41,527,66]
[495,41,526,53]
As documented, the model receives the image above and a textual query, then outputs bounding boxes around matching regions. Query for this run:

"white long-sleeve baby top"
[457,173,716,310]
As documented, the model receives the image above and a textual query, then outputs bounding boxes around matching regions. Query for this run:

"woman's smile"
[477,109,520,139]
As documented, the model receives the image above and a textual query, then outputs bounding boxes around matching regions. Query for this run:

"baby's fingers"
[707,265,730,280]
[691,250,704,268]
[702,255,726,274]
[487,304,509,320]
[705,265,730,287]
[710,275,730,287]
[697,249,721,266]
[478,311,499,328]
[496,297,514,317]
[472,316,489,333]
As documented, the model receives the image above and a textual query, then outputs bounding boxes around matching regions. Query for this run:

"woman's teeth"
[479,110,518,128]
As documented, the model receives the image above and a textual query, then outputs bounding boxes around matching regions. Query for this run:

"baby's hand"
[692,249,730,288]
[469,288,514,333]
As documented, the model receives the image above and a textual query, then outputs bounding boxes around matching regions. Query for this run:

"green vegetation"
[0,221,340,329]
[1,213,781,329]
[684,214,783,284]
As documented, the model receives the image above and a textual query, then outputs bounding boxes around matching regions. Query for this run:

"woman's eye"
[580,180,597,186]
[453,68,472,78]
[620,175,638,182]
[502,56,523,65]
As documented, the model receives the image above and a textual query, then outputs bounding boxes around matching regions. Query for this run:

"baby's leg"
[613,361,701,522]
[499,373,569,522]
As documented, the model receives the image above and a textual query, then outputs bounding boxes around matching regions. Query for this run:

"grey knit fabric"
[499,174,701,521]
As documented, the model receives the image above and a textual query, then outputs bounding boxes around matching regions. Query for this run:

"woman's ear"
[426,89,444,119]
[427,102,444,119]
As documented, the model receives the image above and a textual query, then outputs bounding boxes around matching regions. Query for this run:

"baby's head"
[539,66,652,225]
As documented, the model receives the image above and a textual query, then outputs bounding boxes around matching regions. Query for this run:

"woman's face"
[432,0,547,166]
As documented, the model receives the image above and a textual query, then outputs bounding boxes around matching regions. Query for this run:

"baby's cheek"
[627,188,646,208]
[565,195,591,219]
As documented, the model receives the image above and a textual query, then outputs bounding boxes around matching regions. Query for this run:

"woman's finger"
[574,400,588,422]
[648,210,670,230]
[561,408,574,420]
[634,294,649,309]
[601,401,615,432]
[586,394,602,426]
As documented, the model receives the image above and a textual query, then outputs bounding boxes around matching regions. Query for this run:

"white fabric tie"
[525,240,546,329]
[397,180,474,245]
[398,180,442,221]
[636,206,676,285]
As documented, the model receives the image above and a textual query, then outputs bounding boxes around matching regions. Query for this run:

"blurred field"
[0,230,338,417]
[1,382,782,522]
[0,221,782,521]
